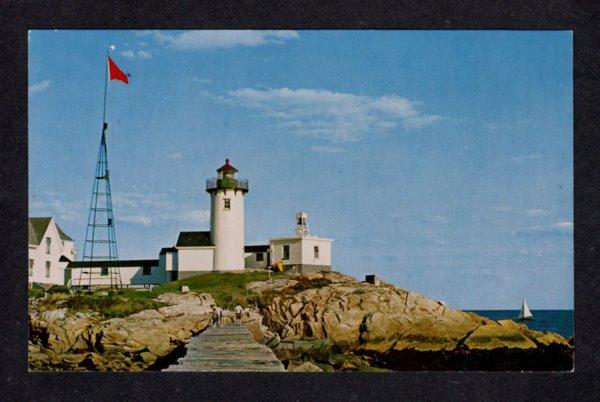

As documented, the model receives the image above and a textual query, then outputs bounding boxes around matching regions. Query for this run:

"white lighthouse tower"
[206,159,248,271]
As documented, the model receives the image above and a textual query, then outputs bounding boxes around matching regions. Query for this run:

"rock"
[261,276,571,358]
[321,271,358,284]
[264,333,281,349]
[298,272,323,281]
[463,323,537,350]
[180,286,190,293]
[159,303,212,318]
[291,361,323,372]
[79,353,106,370]
[29,288,216,371]
[129,309,164,320]
[245,279,298,295]
[139,351,158,364]
[40,308,68,322]
[155,292,214,306]
[275,339,332,362]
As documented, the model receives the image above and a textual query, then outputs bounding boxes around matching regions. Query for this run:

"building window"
[297,217,302,225]
[256,252,264,262]
[45,261,51,278]
[314,246,319,259]
[224,198,231,210]
[101,267,108,276]
[46,237,51,254]
[283,245,290,260]
[143,266,152,276]
[29,259,34,276]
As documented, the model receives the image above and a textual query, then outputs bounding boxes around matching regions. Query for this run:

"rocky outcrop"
[28,271,573,371]
[29,292,215,371]
[260,273,573,371]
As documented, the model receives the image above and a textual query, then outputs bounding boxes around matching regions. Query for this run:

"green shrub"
[47,285,70,294]
[28,288,45,299]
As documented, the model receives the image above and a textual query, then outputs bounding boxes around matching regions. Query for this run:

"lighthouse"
[206,159,249,271]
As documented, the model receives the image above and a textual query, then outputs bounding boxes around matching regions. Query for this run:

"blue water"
[469,310,573,339]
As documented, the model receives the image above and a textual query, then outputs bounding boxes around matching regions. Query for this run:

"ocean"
[469,310,573,339]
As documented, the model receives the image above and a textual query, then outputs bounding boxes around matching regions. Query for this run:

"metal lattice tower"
[80,125,122,290]
[79,52,123,290]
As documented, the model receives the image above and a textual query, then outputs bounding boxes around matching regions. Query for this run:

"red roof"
[217,158,238,173]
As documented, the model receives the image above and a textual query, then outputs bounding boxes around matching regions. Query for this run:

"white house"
[67,259,164,289]
[161,231,215,280]
[268,212,333,274]
[244,245,270,270]
[28,217,77,287]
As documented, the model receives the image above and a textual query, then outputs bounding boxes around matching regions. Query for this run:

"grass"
[119,270,284,309]
[120,270,334,309]
[30,270,335,316]
[37,292,165,318]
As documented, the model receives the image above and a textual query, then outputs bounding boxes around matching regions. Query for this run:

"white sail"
[519,298,533,320]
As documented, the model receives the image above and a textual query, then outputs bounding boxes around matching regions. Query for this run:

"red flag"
[108,55,129,84]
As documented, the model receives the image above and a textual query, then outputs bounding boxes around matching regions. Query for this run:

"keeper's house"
[28,217,77,287]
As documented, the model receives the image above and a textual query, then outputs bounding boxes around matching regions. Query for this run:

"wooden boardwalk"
[163,323,286,372]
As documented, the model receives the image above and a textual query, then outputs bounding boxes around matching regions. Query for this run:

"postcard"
[28,30,573,372]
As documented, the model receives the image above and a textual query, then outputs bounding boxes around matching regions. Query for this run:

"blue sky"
[28,30,573,309]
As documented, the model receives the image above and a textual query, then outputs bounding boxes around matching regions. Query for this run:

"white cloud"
[121,50,136,59]
[428,215,450,223]
[121,50,152,60]
[120,215,152,226]
[29,79,51,93]
[177,210,211,224]
[510,154,542,163]
[226,87,442,143]
[488,206,514,212]
[513,221,573,236]
[525,209,549,217]
[187,76,212,84]
[553,221,573,229]
[136,50,152,59]
[168,152,182,160]
[153,30,298,50]
[29,197,85,223]
[309,145,345,154]
[112,190,210,227]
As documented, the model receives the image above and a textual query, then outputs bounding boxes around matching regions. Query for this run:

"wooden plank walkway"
[163,323,286,372]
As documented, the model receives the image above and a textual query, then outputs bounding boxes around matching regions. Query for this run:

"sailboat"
[518,298,533,321]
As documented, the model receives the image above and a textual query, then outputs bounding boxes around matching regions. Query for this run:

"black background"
[1,1,598,400]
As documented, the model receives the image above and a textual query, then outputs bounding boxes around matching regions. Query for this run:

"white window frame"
[224,198,231,210]
[256,252,264,262]
[46,237,51,254]
[45,261,51,278]
[283,245,290,260]
[314,245,319,259]
[29,259,34,276]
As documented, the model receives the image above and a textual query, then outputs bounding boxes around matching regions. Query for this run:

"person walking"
[211,305,219,328]
[216,305,223,326]
[234,304,243,324]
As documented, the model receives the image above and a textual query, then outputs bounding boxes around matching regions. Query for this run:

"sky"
[28,30,573,309]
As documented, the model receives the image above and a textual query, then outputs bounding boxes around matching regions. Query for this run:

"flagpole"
[102,50,109,131]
